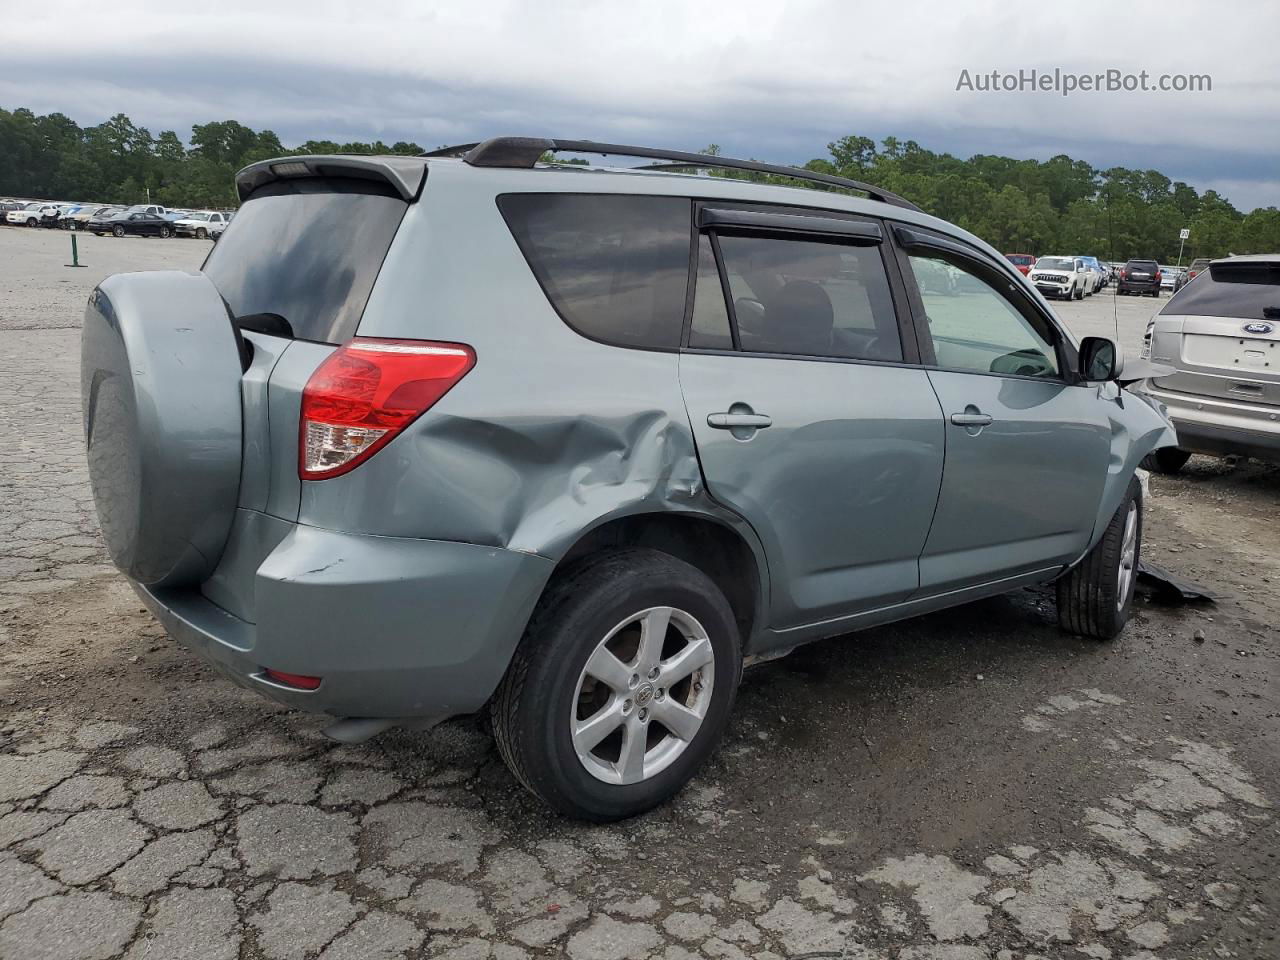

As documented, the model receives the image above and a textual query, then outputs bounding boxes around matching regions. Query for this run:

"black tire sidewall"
[1095,478,1144,634]
[513,552,741,820]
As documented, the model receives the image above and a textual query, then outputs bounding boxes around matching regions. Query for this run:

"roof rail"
[421,137,921,212]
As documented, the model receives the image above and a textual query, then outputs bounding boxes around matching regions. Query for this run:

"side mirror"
[1079,336,1124,382]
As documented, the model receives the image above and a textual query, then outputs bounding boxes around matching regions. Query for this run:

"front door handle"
[949,412,993,427]
[708,412,773,429]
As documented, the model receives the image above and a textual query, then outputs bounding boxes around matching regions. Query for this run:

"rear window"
[1007,255,1033,266]
[202,178,407,344]
[1162,260,1280,321]
[1127,260,1158,270]
[498,194,692,350]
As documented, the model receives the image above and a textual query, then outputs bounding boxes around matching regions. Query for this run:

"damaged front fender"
[1087,382,1177,550]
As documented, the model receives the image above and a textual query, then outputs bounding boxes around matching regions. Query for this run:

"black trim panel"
[699,208,883,244]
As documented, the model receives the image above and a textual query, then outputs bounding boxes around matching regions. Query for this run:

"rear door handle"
[708,413,773,429]
[949,412,993,427]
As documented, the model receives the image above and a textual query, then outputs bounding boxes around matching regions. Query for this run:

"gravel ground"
[1,226,1277,960]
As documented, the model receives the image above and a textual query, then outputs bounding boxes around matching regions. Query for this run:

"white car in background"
[174,211,233,239]
[207,213,234,241]
[5,202,59,226]
[1029,255,1089,300]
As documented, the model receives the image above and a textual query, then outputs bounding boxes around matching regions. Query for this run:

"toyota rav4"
[81,138,1176,820]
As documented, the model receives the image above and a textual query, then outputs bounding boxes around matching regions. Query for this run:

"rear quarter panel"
[296,164,768,581]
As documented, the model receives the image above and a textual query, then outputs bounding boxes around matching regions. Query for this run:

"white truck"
[174,211,233,239]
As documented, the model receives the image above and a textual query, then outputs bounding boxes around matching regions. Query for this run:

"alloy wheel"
[571,606,715,785]
[1117,500,1138,610]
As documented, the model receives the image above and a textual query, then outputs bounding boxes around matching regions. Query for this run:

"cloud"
[2,0,1277,209]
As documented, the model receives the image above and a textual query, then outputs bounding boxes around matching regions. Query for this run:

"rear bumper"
[136,522,554,719]
[1131,381,1280,461]
[1117,280,1159,293]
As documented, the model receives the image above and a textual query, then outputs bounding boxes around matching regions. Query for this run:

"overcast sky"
[4,0,1279,210]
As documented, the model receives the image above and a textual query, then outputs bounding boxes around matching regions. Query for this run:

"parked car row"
[1013,254,1111,300]
[1004,252,1203,300]
[1,197,233,238]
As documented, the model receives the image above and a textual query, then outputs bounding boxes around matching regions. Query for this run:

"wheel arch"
[555,509,767,648]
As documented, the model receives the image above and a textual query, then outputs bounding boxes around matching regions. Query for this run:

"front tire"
[159,226,171,239]
[112,225,125,238]
[491,548,742,821]
[196,227,207,240]
[1056,477,1142,640]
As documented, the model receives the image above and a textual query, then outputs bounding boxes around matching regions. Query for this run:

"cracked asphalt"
[1,227,1278,960]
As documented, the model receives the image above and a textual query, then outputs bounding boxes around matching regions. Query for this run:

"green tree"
[0,104,1272,261]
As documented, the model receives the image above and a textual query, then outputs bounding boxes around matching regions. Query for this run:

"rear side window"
[1163,261,1280,320]
[499,194,692,350]
[711,234,902,362]
[202,178,407,344]
[689,236,733,349]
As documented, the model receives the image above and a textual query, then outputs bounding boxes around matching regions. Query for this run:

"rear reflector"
[300,338,475,479]
[262,669,322,690]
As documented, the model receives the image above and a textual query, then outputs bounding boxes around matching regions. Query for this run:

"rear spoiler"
[234,155,427,203]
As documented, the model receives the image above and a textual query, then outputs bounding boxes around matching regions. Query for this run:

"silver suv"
[1134,255,1280,471]
[81,138,1175,820]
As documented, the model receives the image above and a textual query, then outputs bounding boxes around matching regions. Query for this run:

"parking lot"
[1,226,1277,959]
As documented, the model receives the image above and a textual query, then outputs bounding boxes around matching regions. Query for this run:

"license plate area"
[1183,335,1277,371]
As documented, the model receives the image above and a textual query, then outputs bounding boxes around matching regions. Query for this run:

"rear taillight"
[1120,269,1128,279]
[300,337,475,480]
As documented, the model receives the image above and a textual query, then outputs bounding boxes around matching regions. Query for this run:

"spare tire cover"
[81,271,243,588]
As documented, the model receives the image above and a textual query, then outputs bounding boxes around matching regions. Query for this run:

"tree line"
[2,107,1277,263]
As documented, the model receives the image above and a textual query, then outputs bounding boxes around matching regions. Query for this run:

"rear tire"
[1141,446,1191,475]
[491,548,742,821]
[1056,477,1142,640]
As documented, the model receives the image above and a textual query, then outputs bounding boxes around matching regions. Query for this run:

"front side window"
[907,254,1060,378]
[710,234,902,361]
[499,194,692,350]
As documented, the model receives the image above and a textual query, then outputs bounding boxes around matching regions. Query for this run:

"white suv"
[1030,256,1088,301]
[5,202,59,226]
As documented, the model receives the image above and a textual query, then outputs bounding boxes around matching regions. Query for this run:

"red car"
[1006,253,1035,275]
